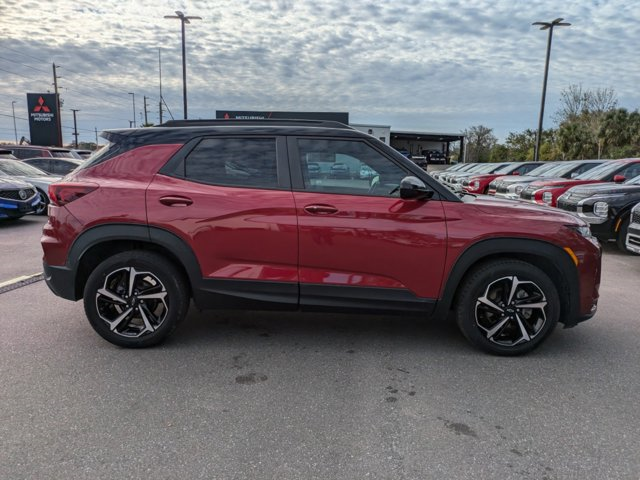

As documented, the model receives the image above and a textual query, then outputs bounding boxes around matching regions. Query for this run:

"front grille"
[0,188,36,200]
[557,198,578,212]
[520,187,536,201]
[497,185,508,194]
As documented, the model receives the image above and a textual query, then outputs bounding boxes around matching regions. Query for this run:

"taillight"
[49,182,98,206]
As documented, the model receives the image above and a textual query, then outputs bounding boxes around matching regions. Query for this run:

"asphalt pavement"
[1,216,639,479]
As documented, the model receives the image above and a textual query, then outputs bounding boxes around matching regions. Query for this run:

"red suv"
[42,120,602,355]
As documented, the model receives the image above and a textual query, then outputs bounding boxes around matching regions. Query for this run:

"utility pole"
[71,109,80,148]
[164,11,202,119]
[52,63,63,146]
[128,92,136,127]
[95,127,99,146]
[11,101,18,144]
[143,96,148,125]
[159,100,163,124]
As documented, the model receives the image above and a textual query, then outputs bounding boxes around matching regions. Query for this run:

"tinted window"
[51,150,76,159]
[184,138,278,188]
[297,139,408,197]
[53,159,81,174]
[12,149,41,159]
[619,163,640,180]
[0,159,48,176]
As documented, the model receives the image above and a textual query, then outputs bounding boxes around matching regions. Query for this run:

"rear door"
[146,136,299,308]
[289,136,448,312]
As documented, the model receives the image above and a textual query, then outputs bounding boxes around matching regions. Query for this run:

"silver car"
[0,159,62,215]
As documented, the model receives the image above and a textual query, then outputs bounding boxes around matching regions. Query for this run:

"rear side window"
[184,138,278,188]
[12,149,41,159]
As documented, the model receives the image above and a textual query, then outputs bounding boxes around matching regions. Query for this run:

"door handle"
[304,204,338,215]
[159,195,193,207]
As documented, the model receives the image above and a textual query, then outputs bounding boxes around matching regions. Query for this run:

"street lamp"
[532,17,570,161]
[128,92,136,128]
[164,10,202,120]
[11,101,18,144]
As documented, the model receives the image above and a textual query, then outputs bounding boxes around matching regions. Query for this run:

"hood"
[0,176,34,189]
[11,174,61,185]
[528,178,602,188]
[465,194,584,226]
[493,174,541,185]
[563,182,640,196]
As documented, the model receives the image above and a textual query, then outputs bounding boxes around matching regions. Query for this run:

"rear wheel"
[455,260,560,355]
[83,251,190,348]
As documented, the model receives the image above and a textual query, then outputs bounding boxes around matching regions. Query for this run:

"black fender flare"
[433,237,579,323]
[67,223,203,287]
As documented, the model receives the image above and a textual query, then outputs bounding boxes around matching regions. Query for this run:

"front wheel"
[34,189,49,215]
[83,251,190,348]
[455,260,560,355]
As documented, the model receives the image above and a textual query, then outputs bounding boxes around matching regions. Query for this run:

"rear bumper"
[43,261,79,301]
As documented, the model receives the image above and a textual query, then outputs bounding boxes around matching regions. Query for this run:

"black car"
[0,176,39,220]
[22,157,83,176]
[557,174,640,253]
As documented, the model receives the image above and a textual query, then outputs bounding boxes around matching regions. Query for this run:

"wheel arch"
[434,238,580,325]
[68,224,201,300]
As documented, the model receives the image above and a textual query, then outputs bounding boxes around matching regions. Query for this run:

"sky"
[0,0,639,145]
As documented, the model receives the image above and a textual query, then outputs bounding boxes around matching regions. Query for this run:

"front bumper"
[627,222,640,254]
[0,196,39,218]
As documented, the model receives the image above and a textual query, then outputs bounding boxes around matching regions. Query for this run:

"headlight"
[593,201,609,217]
[542,191,553,204]
[515,185,524,194]
[470,180,480,189]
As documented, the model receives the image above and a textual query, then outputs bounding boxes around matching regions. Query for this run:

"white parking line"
[0,273,44,291]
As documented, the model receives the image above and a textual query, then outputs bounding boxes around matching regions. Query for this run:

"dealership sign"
[216,110,349,124]
[27,93,61,146]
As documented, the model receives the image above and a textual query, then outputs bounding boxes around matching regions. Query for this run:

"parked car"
[359,164,376,179]
[430,163,471,182]
[42,119,601,355]
[625,202,640,254]
[520,158,640,207]
[491,160,605,199]
[0,176,39,220]
[448,163,512,192]
[557,174,640,254]
[0,149,18,159]
[73,149,94,159]
[22,157,83,176]
[0,159,61,215]
[8,145,81,160]
[462,162,543,194]
[329,163,350,178]
[422,150,446,164]
[439,163,486,186]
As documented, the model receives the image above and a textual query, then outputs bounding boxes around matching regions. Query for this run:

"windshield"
[626,175,640,185]
[524,162,560,176]
[577,161,624,180]
[51,150,77,159]
[0,159,49,176]
[492,163,515,174]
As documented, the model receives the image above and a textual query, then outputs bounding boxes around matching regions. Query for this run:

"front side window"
[184,138,278,188]
[297,139,408,197]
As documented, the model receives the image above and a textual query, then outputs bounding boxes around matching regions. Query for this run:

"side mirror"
[613,175,626,183]
[399,176,434,200]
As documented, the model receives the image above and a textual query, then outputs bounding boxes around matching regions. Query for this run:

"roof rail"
[158,118,354,129]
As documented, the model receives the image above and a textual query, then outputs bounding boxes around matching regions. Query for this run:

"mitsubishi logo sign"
[27,93,61,146]
[33,96,51,113]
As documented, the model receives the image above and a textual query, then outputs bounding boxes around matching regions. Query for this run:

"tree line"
[458,85,640,162]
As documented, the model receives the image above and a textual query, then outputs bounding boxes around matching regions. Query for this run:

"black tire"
[616,217,638,255]
[34,189,49,216]
[455,260,560,356]
[83,251,190,348]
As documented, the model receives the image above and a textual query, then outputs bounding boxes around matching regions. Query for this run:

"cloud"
[0,0,639,144]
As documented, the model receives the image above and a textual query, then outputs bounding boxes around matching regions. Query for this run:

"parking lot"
[1,216,639,479]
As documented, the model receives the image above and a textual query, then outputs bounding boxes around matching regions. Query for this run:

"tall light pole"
[11,101,18,144]
[128,92,136,127]
[532,17,570,161]
[164,11,202,120]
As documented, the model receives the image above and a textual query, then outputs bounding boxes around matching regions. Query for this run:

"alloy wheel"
[95,267,169,338]
[475,275,547,347]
